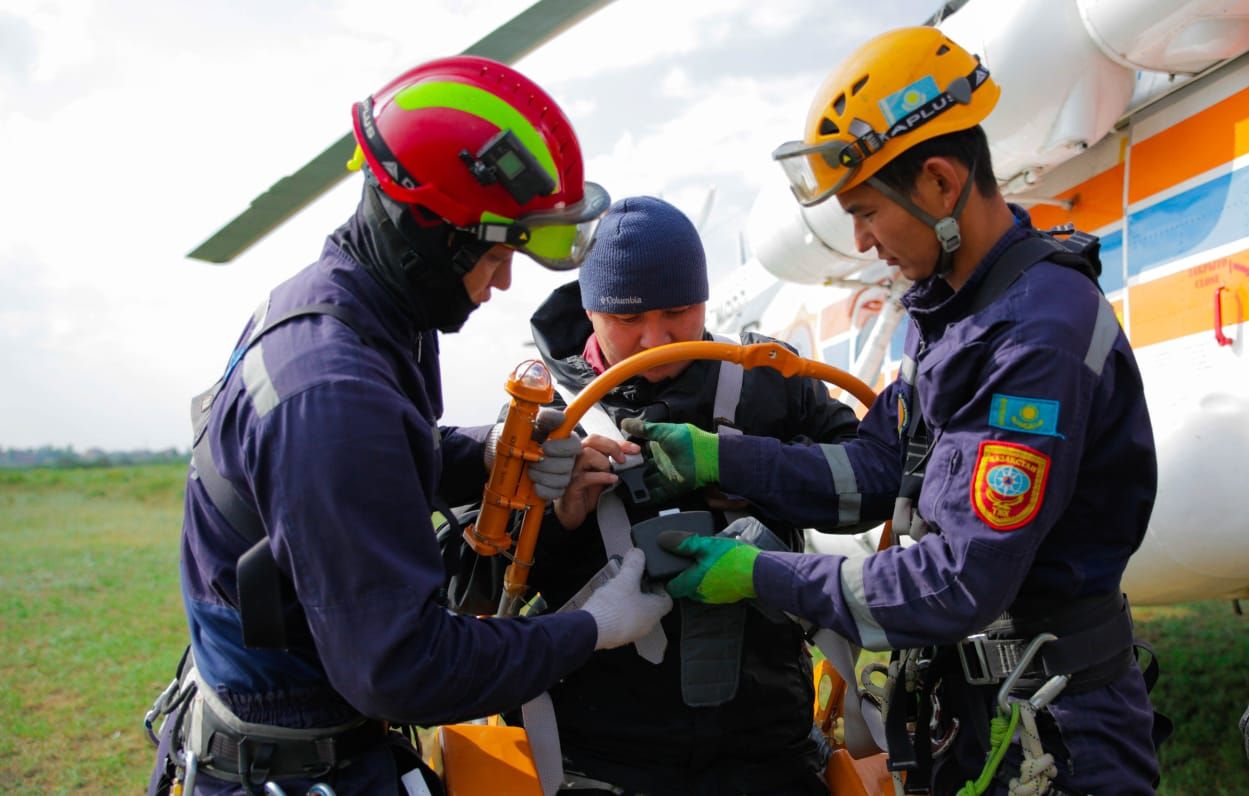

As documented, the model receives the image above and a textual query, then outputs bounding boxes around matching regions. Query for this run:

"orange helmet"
[349,56,609,270]
[774,26,999,207]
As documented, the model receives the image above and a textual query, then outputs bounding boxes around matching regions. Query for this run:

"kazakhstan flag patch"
[989,394,1062,438]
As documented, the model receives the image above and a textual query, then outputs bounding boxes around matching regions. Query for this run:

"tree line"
[0,446,189,469]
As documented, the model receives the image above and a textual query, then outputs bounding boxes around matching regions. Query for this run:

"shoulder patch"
[897,393,909,437]
[970,440,1050,532]
[988,394,1062,438]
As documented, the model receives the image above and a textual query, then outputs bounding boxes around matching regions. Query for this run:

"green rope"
[957,702,1021,796]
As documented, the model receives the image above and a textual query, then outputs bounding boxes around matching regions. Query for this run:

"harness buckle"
[957,634,1027,686]
[956,634,994,685]
[996,632,1057,714]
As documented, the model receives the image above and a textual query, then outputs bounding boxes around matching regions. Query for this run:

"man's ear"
[919,156,965,215]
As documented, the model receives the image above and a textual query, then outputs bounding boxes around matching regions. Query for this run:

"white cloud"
[0,0,936,447]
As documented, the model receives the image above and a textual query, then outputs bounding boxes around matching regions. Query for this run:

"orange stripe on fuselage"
[1029,160,1126,234]
[1129,86,1249,204]
[1127,248,1249,348]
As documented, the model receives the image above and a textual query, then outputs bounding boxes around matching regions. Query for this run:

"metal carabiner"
[181,751,199,796]
[995,632,1058,714]
[144,676,181,746]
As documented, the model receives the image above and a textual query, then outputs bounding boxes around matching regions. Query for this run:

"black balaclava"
[334,177,493,333]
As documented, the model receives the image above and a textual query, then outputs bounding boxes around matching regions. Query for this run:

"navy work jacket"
[176,236,595,792]
[719,209,1160,792]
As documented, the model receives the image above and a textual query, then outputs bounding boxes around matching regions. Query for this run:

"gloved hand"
[528,408,581,501]
[619,418,719,504]
[483,408,581,501]
[581,548,674,650]
[657,530,759,604]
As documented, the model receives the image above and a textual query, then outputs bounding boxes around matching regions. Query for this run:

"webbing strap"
[520,693,563,796]
[709,333,744,437]
[190,302,367,650]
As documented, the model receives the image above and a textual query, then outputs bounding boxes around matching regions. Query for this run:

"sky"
[0,0,938,450]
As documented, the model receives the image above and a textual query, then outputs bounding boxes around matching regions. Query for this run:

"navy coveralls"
[167,233,596,794]
[718,212,1160,792]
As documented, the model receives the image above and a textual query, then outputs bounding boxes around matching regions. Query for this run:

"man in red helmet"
[146,57,671,795]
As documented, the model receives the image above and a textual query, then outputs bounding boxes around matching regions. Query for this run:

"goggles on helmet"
[473,181,610,271]
[773,61,991,206]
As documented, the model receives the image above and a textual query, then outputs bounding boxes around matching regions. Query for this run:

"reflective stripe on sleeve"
[839,556,890,651]
[820,443,862,524]
[900,354,916,385]
[242,346,280,418]
[1084,299,1119,376]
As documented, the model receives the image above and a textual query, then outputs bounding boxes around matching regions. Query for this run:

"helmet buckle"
[934,216,962,253]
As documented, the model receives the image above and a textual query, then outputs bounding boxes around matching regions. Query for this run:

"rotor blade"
[692,185,716,234]
[188,0,616,264]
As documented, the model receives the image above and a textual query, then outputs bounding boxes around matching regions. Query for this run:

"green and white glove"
[619,418,719,504]
[657,531,759,604]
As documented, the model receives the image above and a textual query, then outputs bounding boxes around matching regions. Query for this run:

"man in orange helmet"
[145,57,671,795]
[630,26,1163,793]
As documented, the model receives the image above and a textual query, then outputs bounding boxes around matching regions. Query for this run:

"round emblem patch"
[986,464,1030,496]
[970,440,1051,532]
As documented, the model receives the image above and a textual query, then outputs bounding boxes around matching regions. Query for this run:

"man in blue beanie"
[513,195,861,794]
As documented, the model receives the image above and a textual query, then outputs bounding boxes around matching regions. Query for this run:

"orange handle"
[554,341,877,440]
[493,340,878,616]
[464,394,542,556]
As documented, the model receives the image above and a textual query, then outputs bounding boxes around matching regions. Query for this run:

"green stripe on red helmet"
[394,81,560,190]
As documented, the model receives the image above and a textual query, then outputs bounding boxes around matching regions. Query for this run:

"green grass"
[0,464,187,794]
[0,463,1245,792]
[1135,600,1249,794]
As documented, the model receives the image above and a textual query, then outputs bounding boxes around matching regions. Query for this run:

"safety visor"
[773,62,991,207]
[477,181,611,271]
[772,122,882,207]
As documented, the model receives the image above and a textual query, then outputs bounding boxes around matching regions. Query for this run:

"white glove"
[581,549,673,650]
[528,408,580,501]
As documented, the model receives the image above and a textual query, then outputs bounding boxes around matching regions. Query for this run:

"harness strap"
[966,232,1099,317]
[709,332,745,437]
[164,656,382,788]
[191,302,369,650]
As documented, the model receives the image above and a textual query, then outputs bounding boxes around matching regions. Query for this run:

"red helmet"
[349,56,609,270]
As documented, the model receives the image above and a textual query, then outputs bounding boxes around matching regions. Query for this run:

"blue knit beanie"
[579,196,708,312]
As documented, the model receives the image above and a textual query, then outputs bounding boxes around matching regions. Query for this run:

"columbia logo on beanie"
[579,196,708,313]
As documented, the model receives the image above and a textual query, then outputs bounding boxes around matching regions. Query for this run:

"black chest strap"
[191,302,367,650]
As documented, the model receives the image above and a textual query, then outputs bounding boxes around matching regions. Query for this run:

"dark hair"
[872,124,998,199]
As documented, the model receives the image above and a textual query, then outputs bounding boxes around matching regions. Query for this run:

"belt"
[956,592,1135,694]
[203,716,389,784]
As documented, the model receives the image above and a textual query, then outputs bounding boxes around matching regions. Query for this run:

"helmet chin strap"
[866,156,978,278]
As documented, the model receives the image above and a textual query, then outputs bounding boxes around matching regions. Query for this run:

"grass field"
[1,463,1246,793]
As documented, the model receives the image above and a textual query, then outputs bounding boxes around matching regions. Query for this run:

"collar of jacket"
[901,204,1033,342]
[330,184,478,334]
[317,234,424,351]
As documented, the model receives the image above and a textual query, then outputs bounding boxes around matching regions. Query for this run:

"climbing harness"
[144,648,383,795]
[191,300,375,650]
[876,226,1169,791]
